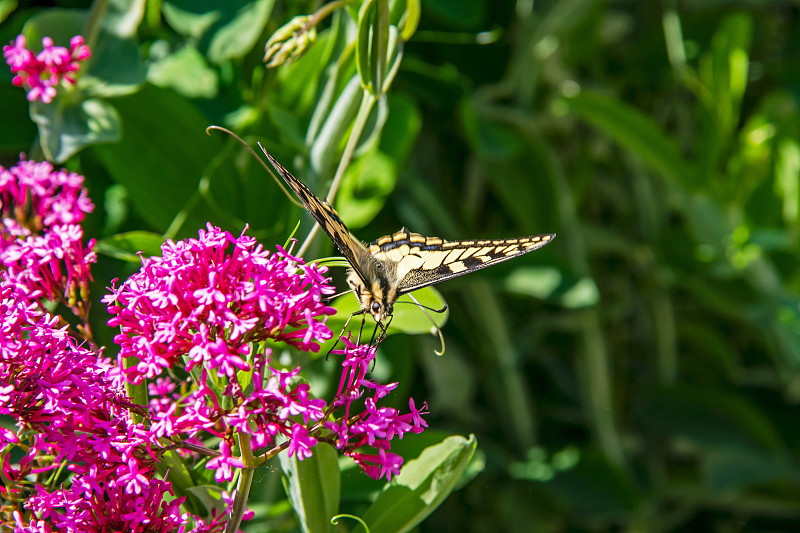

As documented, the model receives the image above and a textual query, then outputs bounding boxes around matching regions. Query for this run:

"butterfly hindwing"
[263,151,371,285]
[369,230,556,295]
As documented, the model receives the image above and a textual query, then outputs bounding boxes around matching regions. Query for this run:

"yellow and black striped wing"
[263,150,371,285]
[369,229,556,295]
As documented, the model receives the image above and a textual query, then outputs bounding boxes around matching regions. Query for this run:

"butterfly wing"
[263,150,371,284]
[369,229,556,295]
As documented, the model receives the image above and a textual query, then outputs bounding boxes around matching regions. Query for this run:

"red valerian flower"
[3,34,91,103]
[104,224,337,383]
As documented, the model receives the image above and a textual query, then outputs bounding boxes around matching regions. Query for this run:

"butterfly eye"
[371,302,381,314]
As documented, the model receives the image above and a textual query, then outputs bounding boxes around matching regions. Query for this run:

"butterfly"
[262,149,556,335]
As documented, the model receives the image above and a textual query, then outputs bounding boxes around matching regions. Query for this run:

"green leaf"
[355,435,477,533]
[206,0,274,63]
[280,442,341,533]
[103,0,147,38]
[31,96,121,163]
[389,287,449,334]
[564,90,694,190]
[95,231,165,261]
[22,8,86,51]
[82,30,146,98]
[504,266,562,300]
[162,0,274,63]
[91,85,223,230]
[329,285,447,337]
[147,44,219,99]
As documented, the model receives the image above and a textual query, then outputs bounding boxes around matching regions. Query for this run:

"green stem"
[298,90,377,257]
[225,433,255,533]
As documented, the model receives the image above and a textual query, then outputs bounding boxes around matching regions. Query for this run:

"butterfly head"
[346,268,396,323]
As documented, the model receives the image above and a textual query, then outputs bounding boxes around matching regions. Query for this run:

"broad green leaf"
[103,0,147,38]
[206,0,273,63]
[389,286,449,334]
[95,231,165,261]
[355,435,477,533]
[280,442,340,533]
[162,1,219,38]
[147,44,219,99]
[81,30,146,97]
[564,91,693,190]
[504,266,562,300]
[91,85,223,230]
[31,96,121,163]
[22,8,86,50]
[329,285,448,337]
[162,0,274,63]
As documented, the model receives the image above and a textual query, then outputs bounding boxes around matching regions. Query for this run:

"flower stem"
[225,432,255,533]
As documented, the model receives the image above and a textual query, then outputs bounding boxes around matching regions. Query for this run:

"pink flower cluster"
[0,158,96,304]
[0,272,188,531]
[327,337,429,480]
[3,34,90,103]
[104,224,337,383]
[105,224,427,482]
[1,166,430,528]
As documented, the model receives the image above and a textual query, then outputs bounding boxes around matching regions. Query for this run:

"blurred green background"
[4,0,800,531]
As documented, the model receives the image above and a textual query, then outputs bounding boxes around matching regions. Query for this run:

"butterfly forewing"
[263,148,556,327]
[262,150,371,285]
[369,230,556,294]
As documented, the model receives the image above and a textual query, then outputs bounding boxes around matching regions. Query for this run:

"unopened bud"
[264,16,317,68]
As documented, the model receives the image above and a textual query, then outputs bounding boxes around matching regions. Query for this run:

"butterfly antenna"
[324,287,355,303]
[407,293,447,356]
[205,126,303,209]
[394,300,448,314]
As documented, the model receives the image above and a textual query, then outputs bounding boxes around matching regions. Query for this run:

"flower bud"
[264,15,317,68]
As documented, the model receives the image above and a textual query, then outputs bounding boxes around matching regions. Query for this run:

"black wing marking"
[263,150,371,285]
[369,230,556,295]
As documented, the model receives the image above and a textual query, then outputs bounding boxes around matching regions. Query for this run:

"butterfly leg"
[326,309,366,360]
[367,314,391,349]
